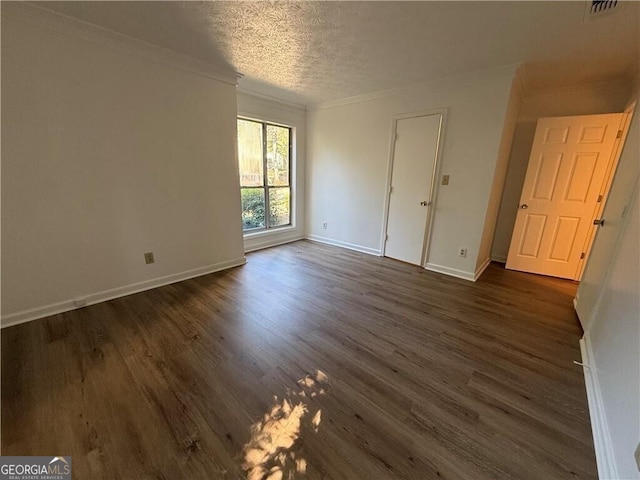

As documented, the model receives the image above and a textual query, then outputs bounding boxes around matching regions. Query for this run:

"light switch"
[442,175,450,185]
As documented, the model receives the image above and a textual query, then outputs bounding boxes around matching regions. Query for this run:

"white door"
[385,113,442,265]
[506,113,624,279]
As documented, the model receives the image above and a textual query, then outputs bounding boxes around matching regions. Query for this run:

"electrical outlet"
[322,221,328,230]
[442,175,450,185]
[458,248,467,258]
[144,252,155,264]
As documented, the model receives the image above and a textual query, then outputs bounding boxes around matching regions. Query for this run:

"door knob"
[420,201,430,206]
[593,219,605,226]
[519,204,529,209]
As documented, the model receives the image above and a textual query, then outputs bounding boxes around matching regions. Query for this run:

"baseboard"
[424,262,476,282]
[244,233,304,253]
[305,234,381,256]
[474,257,492,281]
[580,333,619,480]
[491,254,507,263]
[1,257,247,328]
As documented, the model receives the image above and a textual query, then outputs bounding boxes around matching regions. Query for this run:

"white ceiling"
[34,1,640,106]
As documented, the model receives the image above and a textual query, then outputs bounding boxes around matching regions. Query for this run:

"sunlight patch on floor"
[242,370,329,480]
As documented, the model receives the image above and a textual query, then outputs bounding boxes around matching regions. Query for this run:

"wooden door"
[385,113,442,265]
[506,113,624,279]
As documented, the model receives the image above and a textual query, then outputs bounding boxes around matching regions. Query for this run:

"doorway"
[506,112,627,280]
[383,110,445,266]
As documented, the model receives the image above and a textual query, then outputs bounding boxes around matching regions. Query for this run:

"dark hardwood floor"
[1,240,596,479]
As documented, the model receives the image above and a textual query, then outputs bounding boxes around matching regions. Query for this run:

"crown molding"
[3,2,242,86]
[310,63,521,112]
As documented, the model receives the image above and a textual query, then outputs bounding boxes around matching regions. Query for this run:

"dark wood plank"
[1,240,596,479]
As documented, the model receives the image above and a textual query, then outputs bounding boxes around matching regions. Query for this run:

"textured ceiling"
[34,1,640,106]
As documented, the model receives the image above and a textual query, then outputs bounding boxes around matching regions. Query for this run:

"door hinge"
[580,252,586,260]
[395,133,398,141]
[389,186,393,194]
[385,234,389,241]
[616,129,623,139]
[597,194,603,203]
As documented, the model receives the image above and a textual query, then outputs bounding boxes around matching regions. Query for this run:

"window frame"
[237,117,293,233]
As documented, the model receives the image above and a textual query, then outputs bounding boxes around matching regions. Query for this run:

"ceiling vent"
[590,0,618,13]
[584,0,622,20]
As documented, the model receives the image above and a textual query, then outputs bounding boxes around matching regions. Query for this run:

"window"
[237,118,292,232]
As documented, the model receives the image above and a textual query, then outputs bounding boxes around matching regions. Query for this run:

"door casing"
[574,111,632,280]
[575,103,636,329]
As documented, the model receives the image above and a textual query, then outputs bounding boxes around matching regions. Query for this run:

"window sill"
[243,225,302,253]
[243,225,297,239]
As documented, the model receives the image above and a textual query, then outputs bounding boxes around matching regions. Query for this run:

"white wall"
[491,80,632,261]
[236,91,306,252]
[476,78,522,271]
[585,176,639,479]
[577,80,640,478]
[306,65,518,279]
[1,5,245,325]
